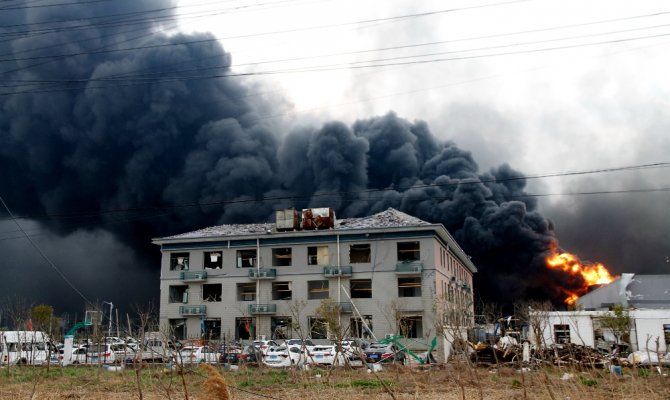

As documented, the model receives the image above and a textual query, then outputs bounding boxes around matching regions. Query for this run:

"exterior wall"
[157,226,475,361]
[529,310,670,353]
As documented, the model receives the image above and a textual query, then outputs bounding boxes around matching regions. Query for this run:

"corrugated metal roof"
[159,208,431,240]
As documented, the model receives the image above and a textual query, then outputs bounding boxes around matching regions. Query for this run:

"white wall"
[530,309,670,353]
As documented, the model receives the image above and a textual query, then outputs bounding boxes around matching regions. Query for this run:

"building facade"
[529,309,670,354]
[154,208,477,354]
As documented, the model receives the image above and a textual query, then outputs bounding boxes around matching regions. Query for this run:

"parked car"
[334,339,367,361]
[58,346,91,365]
[86,343,118,364]
[251,340,279,356]
[263,345,307,368]
[364,343,405,364]
[306,345,347,366]
[176,346,219,365]
[220,345,259,365]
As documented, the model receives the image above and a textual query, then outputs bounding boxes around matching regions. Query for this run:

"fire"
[546,252,616,304]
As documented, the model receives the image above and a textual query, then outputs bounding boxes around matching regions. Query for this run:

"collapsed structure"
[153,207,477,359]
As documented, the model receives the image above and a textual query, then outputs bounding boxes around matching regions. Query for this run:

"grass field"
[1,362,669,399]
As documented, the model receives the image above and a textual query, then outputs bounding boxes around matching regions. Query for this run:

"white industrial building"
[153,208,477,357]
[529,274,670,353]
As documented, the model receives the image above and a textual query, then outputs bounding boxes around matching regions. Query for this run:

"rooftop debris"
[163,208,431,240]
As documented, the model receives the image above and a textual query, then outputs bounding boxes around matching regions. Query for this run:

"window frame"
[271,247,293,267]
[350,279,372,298]
[170,252,190,271]
[307,280,330,300]
[236,249,257,268]
[397,241,420,262]
[398,277,422,297]
[349,244,371,263]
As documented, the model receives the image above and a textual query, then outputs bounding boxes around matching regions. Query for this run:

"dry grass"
[0,363,668,400]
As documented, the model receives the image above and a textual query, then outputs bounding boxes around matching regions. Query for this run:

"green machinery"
[379,334,438,364]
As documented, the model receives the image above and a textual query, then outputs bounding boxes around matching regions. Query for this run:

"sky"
[1,0,669,323]
[173,0,670,270]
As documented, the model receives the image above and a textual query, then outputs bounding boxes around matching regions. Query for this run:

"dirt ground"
[1,363,669,400]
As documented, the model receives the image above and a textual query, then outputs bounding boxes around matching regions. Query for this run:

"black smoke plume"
[1,0,577,315]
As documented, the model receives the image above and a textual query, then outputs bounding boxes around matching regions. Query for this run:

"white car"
[281,339,315,351]
[262,345,307,368]
[252,340,279,356]
[176,346,218,365]
[306,345,347,366]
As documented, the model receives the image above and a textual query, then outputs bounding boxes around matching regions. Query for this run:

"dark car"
[364,343,405,364]
[219,345,259,365]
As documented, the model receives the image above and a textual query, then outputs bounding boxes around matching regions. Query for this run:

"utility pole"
[103,301,113,338]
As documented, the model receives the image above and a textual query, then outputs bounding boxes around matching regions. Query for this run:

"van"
[0,331,54,365]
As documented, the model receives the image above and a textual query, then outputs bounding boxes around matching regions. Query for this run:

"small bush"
[579,376,598,387]
[511,379,522,388]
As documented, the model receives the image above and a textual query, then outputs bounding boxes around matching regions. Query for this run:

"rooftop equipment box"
[302,208,335,230]
[275,208,300,231]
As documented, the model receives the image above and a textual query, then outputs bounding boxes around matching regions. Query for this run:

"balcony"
[323,265,353,277]
[180,271,207,282]
[395,260,423,275]
[248,269,277,280]
[338,302,353,313]
[179,305,206,316]
[248,304,277,314]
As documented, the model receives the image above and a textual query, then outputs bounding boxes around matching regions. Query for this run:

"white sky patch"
[175,0,670,197]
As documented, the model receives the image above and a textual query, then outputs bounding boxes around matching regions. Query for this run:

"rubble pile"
[469,342,611,368]
[534,343,609,368]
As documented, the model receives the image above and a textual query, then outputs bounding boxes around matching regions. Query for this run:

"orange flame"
[546,252,615,304]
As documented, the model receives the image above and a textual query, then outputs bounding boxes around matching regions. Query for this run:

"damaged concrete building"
[153,207,477,358]
[529,274,670,353]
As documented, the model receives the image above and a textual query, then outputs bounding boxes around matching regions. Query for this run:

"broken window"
[272,281,292,300]
[202,284,222,302]
[399,315,422,338]
[664,324,670,347]
[307,280,329,300]
[272,247,292,266]
[236,249,257,268]
[554,324,571,344]
[170,252,189,271]
[168,285,188,303]
[307,246,329,265]
[398,277,422,297]
[350,316,373,339]
[309,317,328,339]
[350,279,372,298]
[204,251,222,269]
[271,317,292,340]
[169,319,187,340]
[203,319,221,340]
[397,241,420,262]
[349,244,371,263]
[237,283,256,301]
[236,317,255,340]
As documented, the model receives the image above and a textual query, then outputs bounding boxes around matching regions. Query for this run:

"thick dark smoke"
[1,0,587,318]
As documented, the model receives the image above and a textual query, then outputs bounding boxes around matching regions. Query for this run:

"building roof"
[160,208,431,240]
[154,208,477,273]
[577,273,670,310]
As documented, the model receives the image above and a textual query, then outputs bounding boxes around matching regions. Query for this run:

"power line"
[3,24,670,97]
[0,195,93,306]
[2,162,667,221]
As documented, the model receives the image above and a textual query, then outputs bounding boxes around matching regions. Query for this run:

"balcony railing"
[323,265,353,277]
[248,269,277,280]
[395,260,423,275]
[180,271,207,282]
[248,304,277,314]
[338,302,353,313]
[179,305,206,316]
